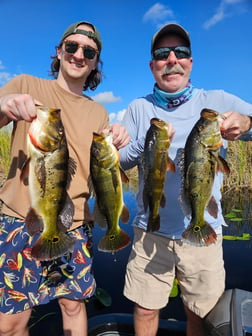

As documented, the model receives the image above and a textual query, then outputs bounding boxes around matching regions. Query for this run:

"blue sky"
[0,0,251,123]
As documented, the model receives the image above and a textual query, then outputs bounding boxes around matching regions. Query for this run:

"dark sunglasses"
[63,40,99,60]
[152,46,191,60]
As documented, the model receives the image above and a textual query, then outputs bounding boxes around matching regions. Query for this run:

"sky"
[0,0,251,123]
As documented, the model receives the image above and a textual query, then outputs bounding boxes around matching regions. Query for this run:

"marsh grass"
[0,128,11,176]
[223,140,252,193]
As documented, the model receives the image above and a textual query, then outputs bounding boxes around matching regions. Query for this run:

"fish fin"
[87,175,96,198]
[210,151,230,175]
[142,186,149,212]
[178,187,191,218]
[66,157,77,188]
[167,157,176,172]
[57,193,74,231]
[119,166,129,183]
[182,222,217,246]
[31,231,75,261]
[120,204,130,223]
[178,150,192,218]
[93,202,107,229]
[20,157,30,182]
[110,166,120,192]
[34,156,46,193]
[177,148,185,171]
[98,229,130,253]
[160,193,166,208]
[25,208,43,235]
[217,155,230,175]
[206,196,218,218]
[147,214,160,232]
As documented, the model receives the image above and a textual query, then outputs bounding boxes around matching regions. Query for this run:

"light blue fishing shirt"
[119,88,252,239]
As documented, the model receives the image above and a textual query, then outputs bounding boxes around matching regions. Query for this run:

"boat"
[88,288,252,336]
[88,313,186,335]
[205,288,252,336]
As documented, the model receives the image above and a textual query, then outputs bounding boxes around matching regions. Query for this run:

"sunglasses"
[63,40,99,60]
[152,46,191,60]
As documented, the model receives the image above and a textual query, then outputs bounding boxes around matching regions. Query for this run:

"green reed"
[0,128,11,176]
[223,140,252,192]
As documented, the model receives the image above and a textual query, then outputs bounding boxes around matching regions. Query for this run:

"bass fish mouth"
[201,108,219,120]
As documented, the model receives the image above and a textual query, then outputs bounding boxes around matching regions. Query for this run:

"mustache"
[162,64,185,76]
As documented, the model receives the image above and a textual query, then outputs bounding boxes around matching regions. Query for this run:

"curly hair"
[49,45,103,91]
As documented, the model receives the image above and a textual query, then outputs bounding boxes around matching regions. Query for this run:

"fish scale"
[143,118,175,232]
[25,106,75,260]
[90,132,130,253]
[182,108,230,246]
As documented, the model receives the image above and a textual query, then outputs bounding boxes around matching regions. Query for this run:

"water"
[29,190,252,335]
[87,189,252,321]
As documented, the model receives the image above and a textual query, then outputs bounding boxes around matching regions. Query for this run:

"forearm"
[0,96,12,128]
[119,137,145,170]
[239,116,252,141]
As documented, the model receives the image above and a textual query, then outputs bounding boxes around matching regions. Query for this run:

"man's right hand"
[0,94,42,122]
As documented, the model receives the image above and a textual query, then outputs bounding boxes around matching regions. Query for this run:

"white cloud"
[116,109,127,122]
[143,3,174,24]
[0,72,13,86]
[0,60,14,86]
[203,3,226,29]
[224,0,246,3]
[109,109,126,123]
[91,91,121,104]
[203,0,248,29]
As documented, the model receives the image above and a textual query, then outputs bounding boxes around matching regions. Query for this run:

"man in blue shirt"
[119,23,252,336]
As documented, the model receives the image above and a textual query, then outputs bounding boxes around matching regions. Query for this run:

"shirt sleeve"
[119,103,145,170]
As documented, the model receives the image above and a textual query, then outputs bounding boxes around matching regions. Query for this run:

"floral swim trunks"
[0,214,96,314]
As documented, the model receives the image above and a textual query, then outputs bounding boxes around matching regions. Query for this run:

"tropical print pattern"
[0,215,96,314]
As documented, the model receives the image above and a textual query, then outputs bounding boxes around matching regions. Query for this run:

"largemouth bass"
[90,132,130,252]
[25,106,75,260]
[143,118,175,232]
[182,108,230,246]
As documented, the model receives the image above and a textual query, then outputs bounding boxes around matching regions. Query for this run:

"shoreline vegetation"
[0,129,252,194]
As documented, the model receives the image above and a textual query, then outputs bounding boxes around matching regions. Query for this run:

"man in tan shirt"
[0,20,129,336]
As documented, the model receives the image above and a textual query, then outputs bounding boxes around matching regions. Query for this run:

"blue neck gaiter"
[153,81,194,109]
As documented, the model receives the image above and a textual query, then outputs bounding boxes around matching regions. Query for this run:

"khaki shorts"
[123,227,225,318]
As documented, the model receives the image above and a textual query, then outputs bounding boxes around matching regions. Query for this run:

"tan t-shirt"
[0,74,109,230]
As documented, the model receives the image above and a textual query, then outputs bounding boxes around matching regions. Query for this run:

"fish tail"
[98,229,130,253]
[31,231,75,260]
[147,214,160,232]
[120,204,130,224]
[182,222,217,246]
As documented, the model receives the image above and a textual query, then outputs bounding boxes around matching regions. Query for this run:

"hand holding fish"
[102,123,130,149]
[220,111,251,140]
[166,122,176,141]
[0,93,42,122]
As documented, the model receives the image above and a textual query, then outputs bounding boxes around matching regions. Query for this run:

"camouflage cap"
[60,21,102,51]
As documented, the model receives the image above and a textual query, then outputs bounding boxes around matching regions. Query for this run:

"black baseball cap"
[60,21,102,51]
